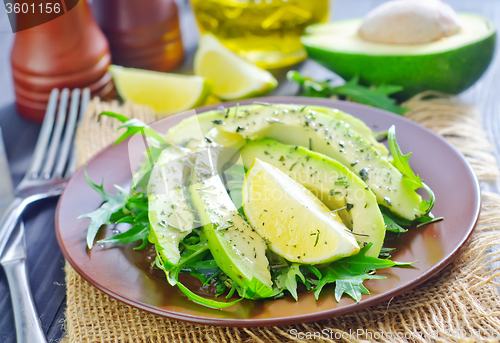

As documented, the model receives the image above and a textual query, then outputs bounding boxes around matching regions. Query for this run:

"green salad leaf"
[388,126,435,215]
[314,243,414,302]
[273,264,304,301]
[154,236,244,309]
[287,71,408,115]
[273,264,315,301]
[382,213,408,233]
[97,218,150,250]
[78,169,127,249]
[100,111,171,191]
[100,111,167,145]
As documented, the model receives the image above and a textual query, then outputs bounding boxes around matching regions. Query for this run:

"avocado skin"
[303,32,496,99]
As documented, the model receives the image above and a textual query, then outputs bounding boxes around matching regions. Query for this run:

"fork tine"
[65,88,91,178]
[53,89,80,178]
[24,89,59,179]
[41,88,70,179]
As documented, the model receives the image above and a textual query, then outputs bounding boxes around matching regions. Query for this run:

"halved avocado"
[301,13,496,98]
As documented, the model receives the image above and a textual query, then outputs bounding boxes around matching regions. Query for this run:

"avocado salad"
[80,103,440,308]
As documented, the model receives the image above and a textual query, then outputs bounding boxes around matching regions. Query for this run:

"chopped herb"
[334,180,348,187]
[359,168,369,182]
[314,229,320,247]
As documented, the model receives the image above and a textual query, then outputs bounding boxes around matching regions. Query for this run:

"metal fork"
[0,88,90,342]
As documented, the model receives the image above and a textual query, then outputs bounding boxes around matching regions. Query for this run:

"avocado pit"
[358,0,461,44]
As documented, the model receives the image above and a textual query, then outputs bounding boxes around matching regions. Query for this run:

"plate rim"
[56,96,481,327]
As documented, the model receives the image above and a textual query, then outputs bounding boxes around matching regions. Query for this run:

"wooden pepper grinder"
[91,0,184,72]
[11,0,113,122]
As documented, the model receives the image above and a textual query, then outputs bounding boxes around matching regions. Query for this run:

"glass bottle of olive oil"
[191,0,330,69]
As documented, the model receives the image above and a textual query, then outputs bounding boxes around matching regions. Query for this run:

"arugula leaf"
[314,243,414,302]
[383,213,408,233]
[97,222,150,250]
[181,259,221,285]
[238,277,279,299]
[334,77,406,115]
[273,264,306,301]
[100,111,167,145]
[153,239,244,309]
[100,112,172,190]
[78,169,127,249]
[175,283,242,309]
[287,71,408,115]
[387,126,435,215]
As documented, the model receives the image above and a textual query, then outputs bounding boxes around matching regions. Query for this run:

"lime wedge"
[109,65,213,116]
[242,158,360,264]
[194,34,278,100]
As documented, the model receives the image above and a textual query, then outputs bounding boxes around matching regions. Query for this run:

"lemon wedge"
[242,158,360,264]
[109,65,213,117]
[194,34,278,100]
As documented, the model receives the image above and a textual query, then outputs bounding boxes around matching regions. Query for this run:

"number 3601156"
[5,2,61,14]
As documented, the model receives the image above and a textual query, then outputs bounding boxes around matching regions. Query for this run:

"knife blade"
[0,128,14,217]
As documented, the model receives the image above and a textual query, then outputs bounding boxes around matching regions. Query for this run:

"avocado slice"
[166,104,383,153]
[240,139,385,257]
[189,147,274,299]
[148,147,195,266]
[305,105,388,157]
[301,13,496,99]
[212,104,423,220]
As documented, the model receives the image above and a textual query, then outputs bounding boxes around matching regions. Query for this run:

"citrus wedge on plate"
[194,34,278,100]
[109,65,213,116]
[242,158,360,264]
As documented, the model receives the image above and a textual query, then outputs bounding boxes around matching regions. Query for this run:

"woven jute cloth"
[64,93,500,342]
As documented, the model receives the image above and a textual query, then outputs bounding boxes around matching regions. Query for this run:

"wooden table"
[0,0,498,341]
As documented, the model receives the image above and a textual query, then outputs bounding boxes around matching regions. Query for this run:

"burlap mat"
[63,93,500,342]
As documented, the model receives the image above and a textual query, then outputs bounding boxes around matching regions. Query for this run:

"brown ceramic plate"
[56,97,480,327]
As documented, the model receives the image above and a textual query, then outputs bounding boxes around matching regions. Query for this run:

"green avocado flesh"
[167,104,423,220]
[240,139,385,257]
[301,13,496,99]
[148,147,195,266]
[166,104,385,154]
[189,148,274,299]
